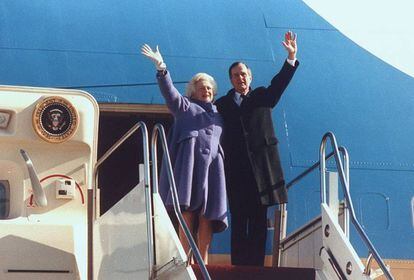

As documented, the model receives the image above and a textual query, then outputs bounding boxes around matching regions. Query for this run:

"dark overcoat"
[215,60,299,212]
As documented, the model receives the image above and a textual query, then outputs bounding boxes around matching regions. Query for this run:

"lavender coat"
[157,71,228,233]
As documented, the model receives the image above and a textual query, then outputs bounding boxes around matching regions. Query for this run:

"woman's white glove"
[141,44,167,71]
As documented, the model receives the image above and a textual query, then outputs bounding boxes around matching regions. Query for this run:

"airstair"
[0,86,394,279]
[276,132,394,280]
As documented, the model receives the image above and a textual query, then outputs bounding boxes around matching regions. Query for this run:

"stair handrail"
[320,131,394,280]
[151,123,211,280]
[280,146,350,243]
[286,148,349,192]
[364,252,374,275]
[93,121,153,279]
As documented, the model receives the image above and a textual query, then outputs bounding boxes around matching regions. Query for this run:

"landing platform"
[192,264,315,280]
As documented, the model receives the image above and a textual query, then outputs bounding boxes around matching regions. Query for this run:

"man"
[215,31,298,266]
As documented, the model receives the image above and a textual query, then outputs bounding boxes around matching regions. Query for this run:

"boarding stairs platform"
[0,86,394,280]
[95,121,394,279]
[147,126,394,280]
[192,264,316,280]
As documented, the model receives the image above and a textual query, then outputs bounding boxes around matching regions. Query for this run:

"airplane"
[0,0,412,279]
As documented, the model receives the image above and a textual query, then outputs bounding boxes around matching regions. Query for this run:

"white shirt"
[233,58,296,106]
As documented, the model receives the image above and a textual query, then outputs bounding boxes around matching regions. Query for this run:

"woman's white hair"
[185,72,218,99]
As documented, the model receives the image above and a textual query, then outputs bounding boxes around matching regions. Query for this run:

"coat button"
[202,148,210,154]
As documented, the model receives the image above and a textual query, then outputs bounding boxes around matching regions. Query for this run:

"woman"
[141,44,227,264]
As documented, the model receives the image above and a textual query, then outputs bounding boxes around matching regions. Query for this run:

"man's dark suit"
[215,60,299,265]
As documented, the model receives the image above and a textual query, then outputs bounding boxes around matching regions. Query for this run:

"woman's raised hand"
[141,44,167,70]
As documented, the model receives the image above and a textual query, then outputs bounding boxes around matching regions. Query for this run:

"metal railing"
[280,146,350,243]
[93,121,154,279]
[151,123,211,280]
[320,131,393,280]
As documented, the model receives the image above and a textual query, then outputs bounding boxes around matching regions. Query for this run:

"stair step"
[191,264,315,280]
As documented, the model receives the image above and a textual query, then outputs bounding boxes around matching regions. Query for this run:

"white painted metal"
[0,85,99,279]
[321,203,370,280]
[0,86,203,280]
[280,172,346,272]
[315,269,330,280]
[327,172,339,221]
[93,180,149,279]
[153,194,196,279]
[280,209,345,270]
[93,122,154,279]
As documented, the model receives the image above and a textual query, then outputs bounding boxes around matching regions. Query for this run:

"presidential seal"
[33,96,79,143]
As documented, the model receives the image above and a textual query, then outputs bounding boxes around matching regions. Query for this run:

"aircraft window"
[0,180,10,219]
[359,193,390,231]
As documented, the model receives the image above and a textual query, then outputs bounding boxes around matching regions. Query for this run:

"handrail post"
[338,146,350,239]
[276,203,287,267]
[364,253,374,275]
[319,136,328,204]
[151,124,211,280]
[92,121,154,280]
[142,124,153,280]
[151,125,160,195]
